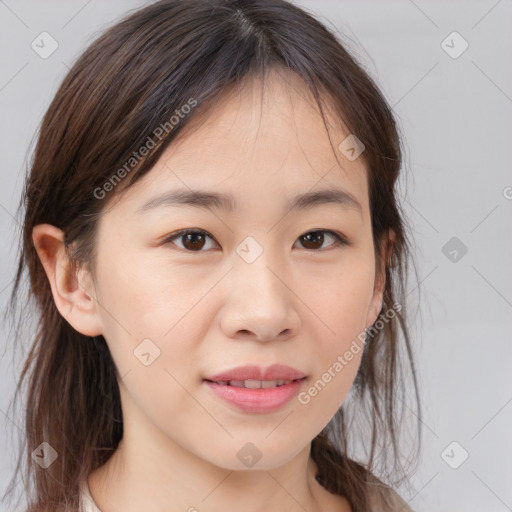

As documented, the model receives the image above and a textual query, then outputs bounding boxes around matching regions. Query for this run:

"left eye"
[162,229,349,252]
[297,230,349,250]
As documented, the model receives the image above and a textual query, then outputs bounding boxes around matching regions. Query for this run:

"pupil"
[302,231,323,249]
[185,233,204,250]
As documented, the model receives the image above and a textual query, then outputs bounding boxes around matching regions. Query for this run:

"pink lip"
[204,378,306,413]
[204,364,306,382]
[203,364,307,413]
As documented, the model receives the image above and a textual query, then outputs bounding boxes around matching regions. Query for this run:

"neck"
[89,438,323,512]
[87,389,328,512]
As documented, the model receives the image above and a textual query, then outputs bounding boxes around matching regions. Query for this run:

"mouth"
[202,377,308,413]
[203,377,306,388]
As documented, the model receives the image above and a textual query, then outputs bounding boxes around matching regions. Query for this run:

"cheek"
[297,254,375,337]
[292,258,373,414]
[94,245,186,336]
[98,294,204,439]
[296,306,365,430]
[93,247,208,385]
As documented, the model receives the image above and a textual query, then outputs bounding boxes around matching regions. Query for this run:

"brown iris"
[299,231,326,250]
[181,232,207,251]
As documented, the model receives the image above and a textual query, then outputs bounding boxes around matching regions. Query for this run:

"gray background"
[1,1,511,511]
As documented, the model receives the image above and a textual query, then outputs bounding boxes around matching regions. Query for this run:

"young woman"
[4,1,421,511]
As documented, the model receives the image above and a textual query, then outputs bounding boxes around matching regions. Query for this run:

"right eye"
[162,229,218,252]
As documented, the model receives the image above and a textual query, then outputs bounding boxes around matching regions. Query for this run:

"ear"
[365,229,396,329]
[32,223,104,337]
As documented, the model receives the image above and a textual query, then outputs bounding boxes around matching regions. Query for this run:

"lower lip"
[203,378,306,413]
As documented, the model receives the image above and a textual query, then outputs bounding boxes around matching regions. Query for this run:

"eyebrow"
[137,187,363,216]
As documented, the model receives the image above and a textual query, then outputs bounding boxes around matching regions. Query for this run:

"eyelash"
[162,228,350,252]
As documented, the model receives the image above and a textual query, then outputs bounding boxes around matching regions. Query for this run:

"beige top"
[79,479,102,512]
[78,476,412,512]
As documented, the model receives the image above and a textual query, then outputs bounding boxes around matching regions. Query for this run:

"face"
[84,70,385,470]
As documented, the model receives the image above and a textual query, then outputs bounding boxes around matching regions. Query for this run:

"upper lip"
[204,364,306,382]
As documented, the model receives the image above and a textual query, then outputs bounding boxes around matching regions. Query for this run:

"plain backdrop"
[1,1,511,511]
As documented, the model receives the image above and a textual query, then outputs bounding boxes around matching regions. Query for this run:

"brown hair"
[3,1,421,511]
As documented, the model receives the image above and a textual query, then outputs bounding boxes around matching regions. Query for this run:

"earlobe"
[366,286,384,330]
[365,230,395,329]
[32,223,103,337]
[386,229,396,268]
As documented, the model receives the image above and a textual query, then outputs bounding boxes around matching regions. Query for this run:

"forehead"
[110,69,369,215]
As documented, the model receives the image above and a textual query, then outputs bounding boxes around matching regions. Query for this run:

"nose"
[219,254,301,342]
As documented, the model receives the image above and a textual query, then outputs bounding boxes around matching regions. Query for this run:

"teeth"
[219,379,294,388]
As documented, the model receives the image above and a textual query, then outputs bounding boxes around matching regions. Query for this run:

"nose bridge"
[221,234,299,340]
[234,235,287,306]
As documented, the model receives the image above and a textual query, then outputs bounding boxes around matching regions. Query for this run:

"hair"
[2,1,422,511]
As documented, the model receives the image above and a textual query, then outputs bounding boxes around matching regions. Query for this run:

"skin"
[33,69,391,512]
